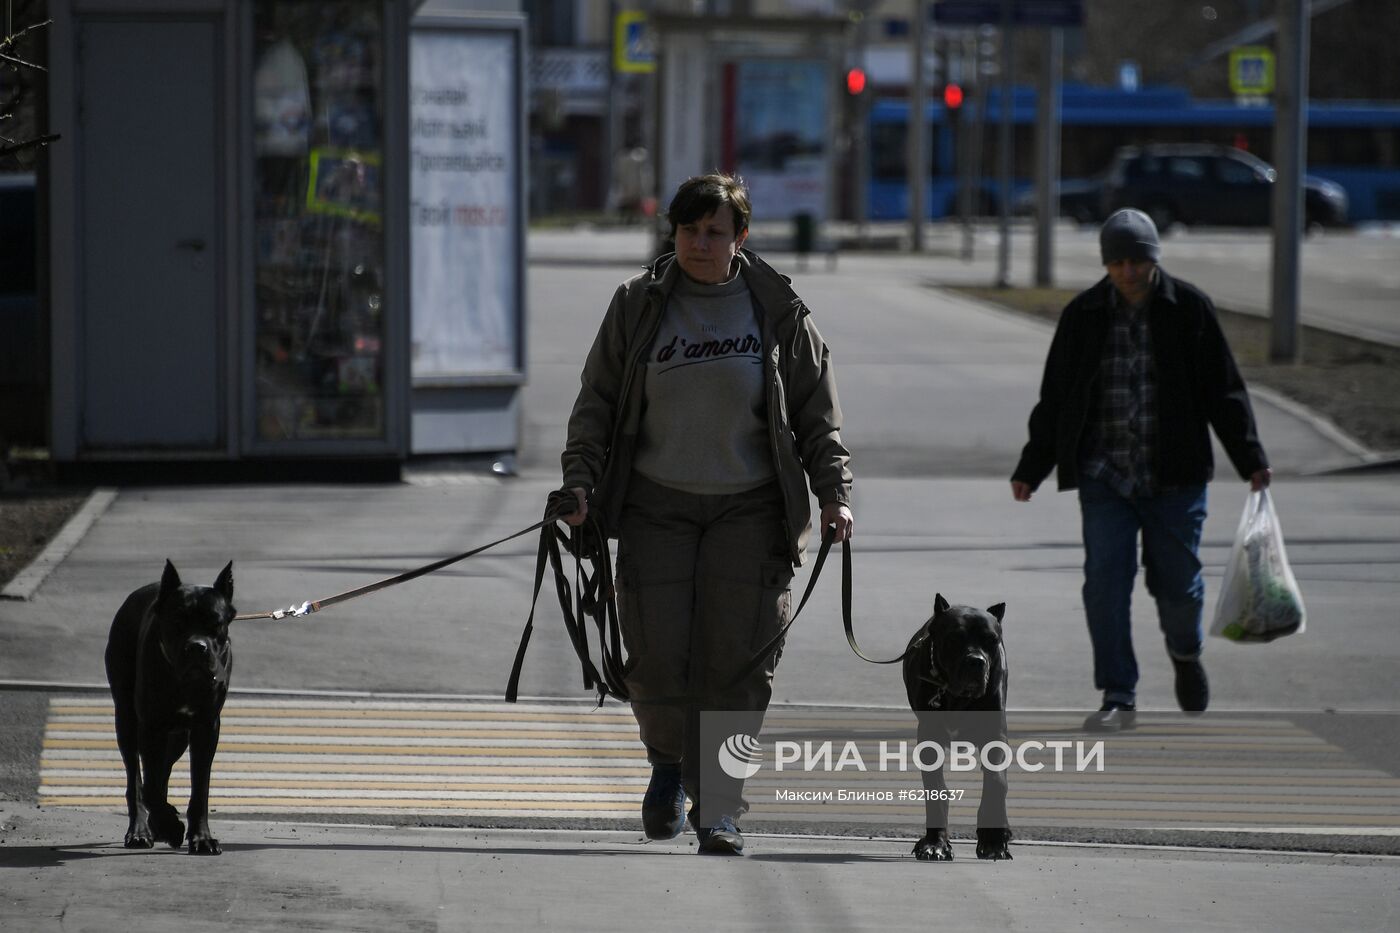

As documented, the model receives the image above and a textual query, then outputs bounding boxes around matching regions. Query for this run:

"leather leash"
[727,527,909,693]
[234,490,907,705]
[505,490,629,704]
[508,521,911,710]
[232,502,572,622]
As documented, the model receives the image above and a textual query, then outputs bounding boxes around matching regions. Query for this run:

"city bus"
[868,83,1400,223]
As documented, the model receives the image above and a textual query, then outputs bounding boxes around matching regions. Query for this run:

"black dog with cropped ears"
[902,594,1012,861]
[105,560,235,855]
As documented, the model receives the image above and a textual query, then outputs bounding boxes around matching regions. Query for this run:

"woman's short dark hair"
[666,173,751,236]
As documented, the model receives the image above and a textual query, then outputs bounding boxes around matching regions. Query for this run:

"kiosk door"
[78,17,222,450]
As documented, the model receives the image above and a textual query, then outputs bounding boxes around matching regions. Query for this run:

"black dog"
[104,560,235,855]
[902,594,1012,861]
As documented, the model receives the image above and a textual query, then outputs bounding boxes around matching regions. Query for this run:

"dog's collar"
[919,669,948,690]
[920,652,950,709]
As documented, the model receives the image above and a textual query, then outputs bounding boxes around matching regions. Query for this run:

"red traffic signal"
[943,82,964,110]
[846,67,867,96]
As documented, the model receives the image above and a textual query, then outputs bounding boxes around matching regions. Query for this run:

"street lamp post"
[909,0,928,252]
[1270,0,1309,363]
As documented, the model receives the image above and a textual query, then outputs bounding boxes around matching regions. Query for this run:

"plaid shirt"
[1082,282,1158,496]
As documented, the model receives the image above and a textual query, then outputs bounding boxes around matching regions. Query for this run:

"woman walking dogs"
[559,174,854,854]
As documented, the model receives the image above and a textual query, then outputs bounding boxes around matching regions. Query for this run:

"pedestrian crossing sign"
[614,11,655,74]
[1229,46,1274,96]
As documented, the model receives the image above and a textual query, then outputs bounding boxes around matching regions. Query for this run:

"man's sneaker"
[1173,657,1209,714]
[641,763,686,840]
[696,815,744,856]
[1082,701,1136,733]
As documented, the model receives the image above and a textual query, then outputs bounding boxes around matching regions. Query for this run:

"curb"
[1312,457,1400,475]
[0,488,118,601]
[1248,385,1378,463]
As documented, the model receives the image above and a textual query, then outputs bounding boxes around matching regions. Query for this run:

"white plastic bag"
[1210,488,1306,643]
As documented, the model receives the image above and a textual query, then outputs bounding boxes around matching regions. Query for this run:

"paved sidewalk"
[2,805,1397,933]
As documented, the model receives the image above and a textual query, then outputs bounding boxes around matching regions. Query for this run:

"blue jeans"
[1078,477,1208,706]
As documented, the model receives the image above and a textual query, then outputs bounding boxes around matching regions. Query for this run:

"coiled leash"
[505,489,630,704]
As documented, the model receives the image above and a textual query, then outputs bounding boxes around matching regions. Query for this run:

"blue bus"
[868,84,1400,223]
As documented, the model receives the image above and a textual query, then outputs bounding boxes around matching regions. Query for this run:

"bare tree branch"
[1,5,54,163]
[0,131,59,157]
[0,16,50,54]
[1,49,47,72]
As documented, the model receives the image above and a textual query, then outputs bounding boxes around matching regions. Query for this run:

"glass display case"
[252,0,387,442]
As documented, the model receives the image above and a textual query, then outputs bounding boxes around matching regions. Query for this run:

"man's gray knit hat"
[1100,208,1161,264]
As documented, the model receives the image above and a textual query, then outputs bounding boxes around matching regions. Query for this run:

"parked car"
[1099,144,1348,231]
[1013,176,1106,224]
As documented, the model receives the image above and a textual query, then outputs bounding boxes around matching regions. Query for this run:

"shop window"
[252,0,386,442]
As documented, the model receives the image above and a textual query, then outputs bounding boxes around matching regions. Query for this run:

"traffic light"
[846,67,867,96]
[943,82,964,111]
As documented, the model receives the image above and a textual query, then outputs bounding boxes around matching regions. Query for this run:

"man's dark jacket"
[1011,269,1268,492]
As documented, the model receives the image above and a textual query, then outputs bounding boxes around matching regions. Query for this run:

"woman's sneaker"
[696,815,744,856]
[1082,701,1136,733]
[641,763,686,840]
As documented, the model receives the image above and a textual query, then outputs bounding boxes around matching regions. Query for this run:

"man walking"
[1011,209,1271,732]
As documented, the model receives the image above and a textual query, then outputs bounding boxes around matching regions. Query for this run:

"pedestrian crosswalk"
[40,697,648,818]
[38,697,1400,835]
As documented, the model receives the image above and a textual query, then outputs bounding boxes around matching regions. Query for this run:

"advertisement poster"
[732,59,830,223]
[410,31,520,379]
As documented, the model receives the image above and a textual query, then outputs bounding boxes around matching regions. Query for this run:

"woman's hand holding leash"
[822,502,854,542]
[562,487,589,527]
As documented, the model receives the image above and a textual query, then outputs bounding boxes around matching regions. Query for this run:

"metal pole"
[909,0,927,252]
[854,9,870,245]
[956,31,974,260]
[1033,26,1061,287]
[962,30,986,262]
[648,28,667,259]
[604,1,621,221]
[1270,0,1308,363]
[995,0,1014,288]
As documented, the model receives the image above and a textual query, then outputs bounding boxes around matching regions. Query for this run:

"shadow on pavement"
[0,843,116,869]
